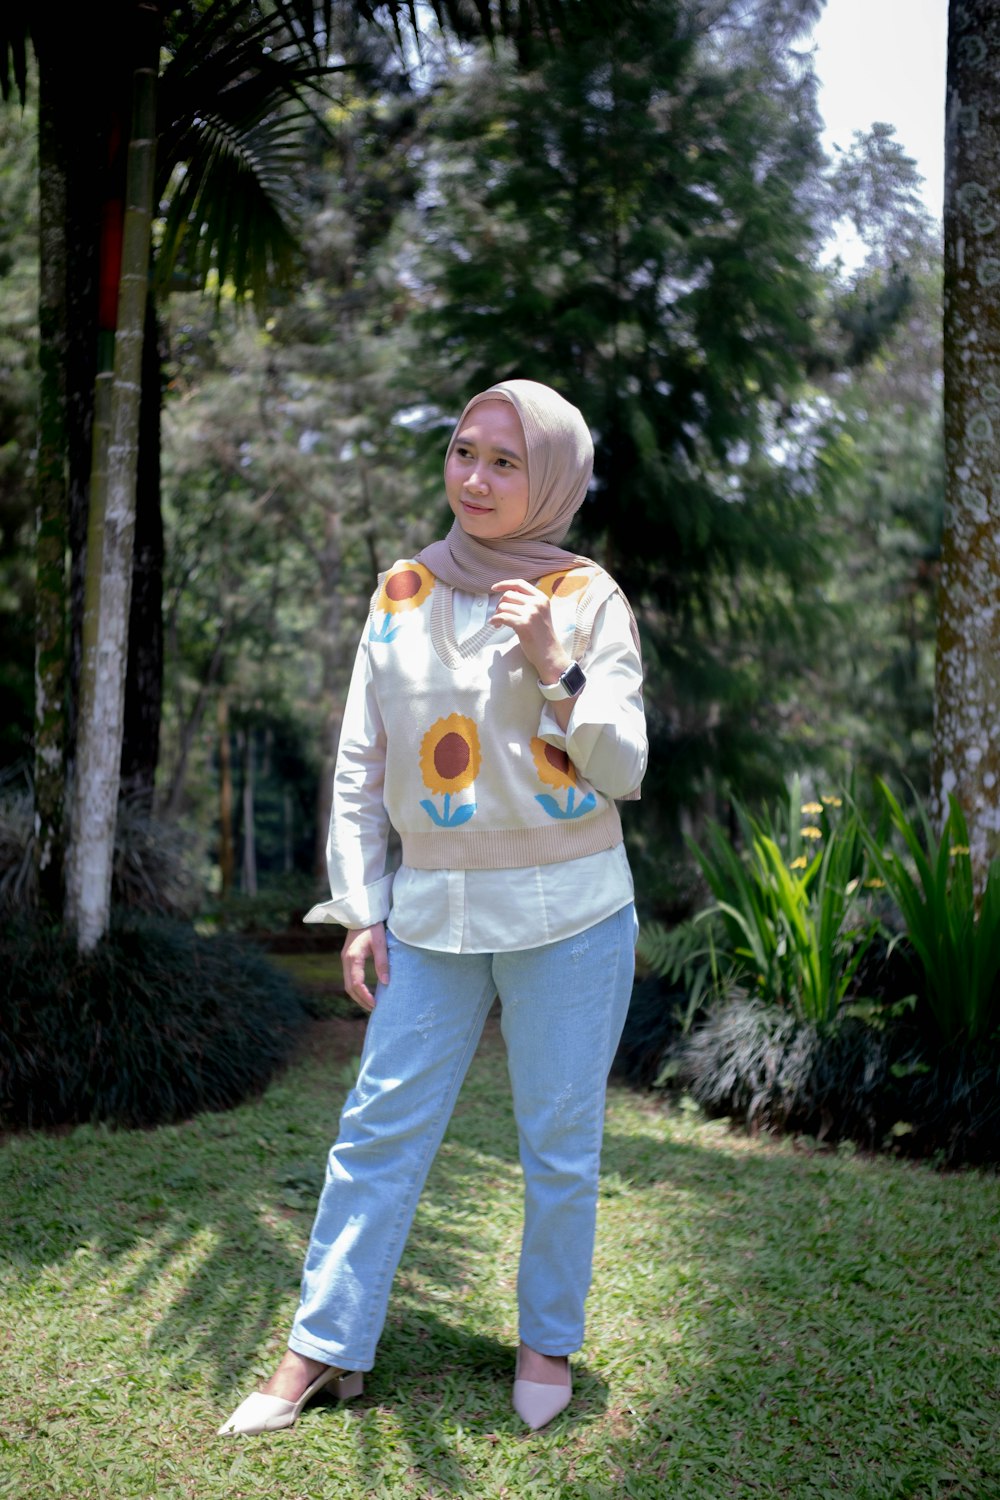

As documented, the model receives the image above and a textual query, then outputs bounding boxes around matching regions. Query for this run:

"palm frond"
[157,108,305,303]
[0,4,32,104]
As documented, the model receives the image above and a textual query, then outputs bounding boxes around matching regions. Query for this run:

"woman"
[219,378,646,1436]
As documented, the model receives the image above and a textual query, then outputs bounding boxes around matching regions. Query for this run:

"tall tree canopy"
[411,0,843,831]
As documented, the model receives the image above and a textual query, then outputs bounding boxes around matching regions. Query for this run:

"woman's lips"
[461,500,491,514]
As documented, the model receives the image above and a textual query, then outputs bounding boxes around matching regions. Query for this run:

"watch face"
[561,662,586,696]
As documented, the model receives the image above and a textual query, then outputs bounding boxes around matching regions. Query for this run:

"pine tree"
[413,0,839,829]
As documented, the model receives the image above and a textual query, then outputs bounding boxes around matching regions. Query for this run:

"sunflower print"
[530,737,596,821]
[536,567,595,600]
[370,561,435,643]
[419,714,481,827]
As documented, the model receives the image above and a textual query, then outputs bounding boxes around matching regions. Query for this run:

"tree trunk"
[241,728,258,897]
[120,290,164,808]
[33,40,70,918]
[934,0,1000,885]
[66,2,160,950]
[162,622,228,817]
[218,692,234,898]
[313,504,344,877]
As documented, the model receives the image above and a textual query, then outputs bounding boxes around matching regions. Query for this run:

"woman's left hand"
[490,578,571,683]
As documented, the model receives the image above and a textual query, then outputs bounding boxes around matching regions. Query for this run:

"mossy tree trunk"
[935,0,1000,888]
[33,37,70,918]
[66,2,160,951]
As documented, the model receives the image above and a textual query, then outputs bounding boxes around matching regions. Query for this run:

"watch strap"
[538,661,587,700]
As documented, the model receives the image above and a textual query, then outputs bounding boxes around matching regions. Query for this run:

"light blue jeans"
[288,903,635,1369]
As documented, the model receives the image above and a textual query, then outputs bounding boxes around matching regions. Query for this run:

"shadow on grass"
[3,1023,998,1494]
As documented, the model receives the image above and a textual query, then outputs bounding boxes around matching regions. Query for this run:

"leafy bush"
[0,915,310,1129]
[674,995,1000,1167]
[200,872,324,935]
[863,783,1000,1044]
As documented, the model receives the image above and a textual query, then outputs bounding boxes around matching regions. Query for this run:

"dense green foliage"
[0,1,943,915]
[690,783,874,1026]
[626,774,1000,1160]
[0,916,308,1127]
[865,783,1000,1044]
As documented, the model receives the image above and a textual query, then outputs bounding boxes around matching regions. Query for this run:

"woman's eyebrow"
[456,434,524,462]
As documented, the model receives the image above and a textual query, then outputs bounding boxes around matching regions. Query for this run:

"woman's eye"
[495,457,512,469]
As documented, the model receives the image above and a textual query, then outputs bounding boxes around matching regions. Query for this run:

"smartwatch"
[538,662,587,700]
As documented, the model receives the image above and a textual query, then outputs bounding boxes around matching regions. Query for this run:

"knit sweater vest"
[367,559,625,871]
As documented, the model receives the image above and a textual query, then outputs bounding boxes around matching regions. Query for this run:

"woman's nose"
[464,469,488,493]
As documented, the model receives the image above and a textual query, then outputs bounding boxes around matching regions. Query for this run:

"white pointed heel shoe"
[512,1351,572,1430]
[218,1365,364,1436]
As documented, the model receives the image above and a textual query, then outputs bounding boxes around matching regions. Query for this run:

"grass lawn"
[1,977,998,1499]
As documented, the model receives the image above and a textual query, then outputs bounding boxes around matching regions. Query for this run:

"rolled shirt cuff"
[303,872,394,929]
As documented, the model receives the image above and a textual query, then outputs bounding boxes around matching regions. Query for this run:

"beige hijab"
[417,378,643,799]
[416,379,595,590]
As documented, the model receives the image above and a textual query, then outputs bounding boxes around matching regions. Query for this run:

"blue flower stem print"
[534,790,597,821]
[369,614,401,643]
[419,795,477,827]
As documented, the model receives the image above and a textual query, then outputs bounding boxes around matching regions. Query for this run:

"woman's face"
[445,400,530,540]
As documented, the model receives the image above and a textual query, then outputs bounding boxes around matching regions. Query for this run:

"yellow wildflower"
[820,794,843,807]
[801,801,823,815]
[949,844,970,857]
[864,878,885,889]
[800,826,823,840]
[789,855,808,870]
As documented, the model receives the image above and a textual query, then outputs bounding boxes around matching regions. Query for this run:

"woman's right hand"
[341,922,389,1011]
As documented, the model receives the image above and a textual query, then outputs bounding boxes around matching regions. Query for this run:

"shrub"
[0,785,203,918]
[0,915,310,1129]
[674,995,1000,1166]
[863,783,1000,1044]
[200,872,324,935]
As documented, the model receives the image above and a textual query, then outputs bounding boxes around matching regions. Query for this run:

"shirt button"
[474,595,487,610]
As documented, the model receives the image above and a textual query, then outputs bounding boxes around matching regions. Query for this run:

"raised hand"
[490,578,571,683]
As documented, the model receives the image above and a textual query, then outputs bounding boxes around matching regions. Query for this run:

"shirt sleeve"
[537,591,647,799]
[303,625,394,929]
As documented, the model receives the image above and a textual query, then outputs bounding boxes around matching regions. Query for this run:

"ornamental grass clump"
[0,915,309,1129]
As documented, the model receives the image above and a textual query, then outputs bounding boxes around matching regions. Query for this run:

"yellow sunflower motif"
[378,561,435,615]
[531,737,579,791]
[530,737,596,822]
[536,567,594,600]
[419,715,481,828]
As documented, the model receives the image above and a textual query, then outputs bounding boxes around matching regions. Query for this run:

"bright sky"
[810,0,948,221]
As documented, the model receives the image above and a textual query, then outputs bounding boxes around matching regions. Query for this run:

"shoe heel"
[335,1370,364,1401]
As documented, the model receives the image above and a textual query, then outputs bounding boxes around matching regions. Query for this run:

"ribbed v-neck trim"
[430,583,515,670]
